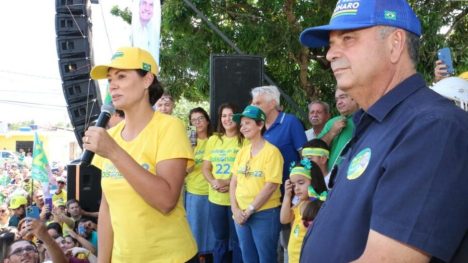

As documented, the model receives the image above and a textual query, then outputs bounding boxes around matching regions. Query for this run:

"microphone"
[81,104,115,166]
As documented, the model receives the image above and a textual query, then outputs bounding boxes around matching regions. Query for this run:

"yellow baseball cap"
[53,199,66,207]
[90,47,158,80]
[9,195,27,209]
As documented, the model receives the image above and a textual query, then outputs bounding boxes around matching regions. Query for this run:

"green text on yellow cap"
[90,47,158,80]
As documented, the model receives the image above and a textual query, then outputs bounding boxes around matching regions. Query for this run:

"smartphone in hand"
[78,225,86,236]
[44,197,53,210]
[437,47,454,75]
[26,206,40,219]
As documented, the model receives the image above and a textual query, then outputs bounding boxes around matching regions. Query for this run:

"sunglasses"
[9,245,37,257]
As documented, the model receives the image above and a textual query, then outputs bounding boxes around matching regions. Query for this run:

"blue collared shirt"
[300,74,468,262]
[264,112,307,184]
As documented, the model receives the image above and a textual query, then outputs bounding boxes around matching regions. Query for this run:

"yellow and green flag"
[31,132,51,184]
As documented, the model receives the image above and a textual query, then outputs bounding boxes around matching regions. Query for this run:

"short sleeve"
[371,115,468,261]
[156,118,194,168]
[265,145,284,184]
[203,135,216,162]
[289,116,307,151]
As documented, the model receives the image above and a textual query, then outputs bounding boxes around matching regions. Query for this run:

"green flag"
[104,84,112,105]
[31,132,50,183]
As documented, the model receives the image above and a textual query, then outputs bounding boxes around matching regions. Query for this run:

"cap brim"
[300,23,374,48]
[90,63,144,80]
[232,113,242,124]
[90,65,112,80]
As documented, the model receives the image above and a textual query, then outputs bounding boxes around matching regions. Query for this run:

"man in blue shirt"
[299,0,468,262]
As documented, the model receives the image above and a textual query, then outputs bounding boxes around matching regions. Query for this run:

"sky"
[0,0,132,126]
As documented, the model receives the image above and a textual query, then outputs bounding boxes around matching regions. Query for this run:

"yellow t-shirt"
[52,190,67,204]
[203,135,243,206]
[232,141,283,211]
[93,112,197,263]
[288,201,308,263]
[185,138,209,195]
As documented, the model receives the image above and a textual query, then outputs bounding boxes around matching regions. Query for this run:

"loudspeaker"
[67,100,100,127]
[56,0,88,15]
[58,57,91,80]
[210,54,264,127]
[55,14,89,37]
[56,36,91,59]
[67,163,101,212]
[62,79,100,105]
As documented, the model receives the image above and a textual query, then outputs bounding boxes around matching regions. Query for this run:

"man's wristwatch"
[247,204,256,213]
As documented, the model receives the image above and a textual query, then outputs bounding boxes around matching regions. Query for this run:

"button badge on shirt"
[347,148,371,180]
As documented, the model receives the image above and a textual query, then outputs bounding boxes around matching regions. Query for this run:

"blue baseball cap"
[232,105,266,124]
[300,0,422,48]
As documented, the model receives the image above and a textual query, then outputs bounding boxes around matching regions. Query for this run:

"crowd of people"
[0,158,99,262]
[1,0,467,262]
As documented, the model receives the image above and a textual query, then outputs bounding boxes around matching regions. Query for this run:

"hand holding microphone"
[81,104,115,166]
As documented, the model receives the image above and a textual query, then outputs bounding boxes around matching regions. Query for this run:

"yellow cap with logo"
[90,47,158,80]
[9,195,27,209]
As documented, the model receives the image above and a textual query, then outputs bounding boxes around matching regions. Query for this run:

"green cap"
[232,105,266,124]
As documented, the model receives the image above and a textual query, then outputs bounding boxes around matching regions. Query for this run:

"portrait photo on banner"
[130,0,161,66]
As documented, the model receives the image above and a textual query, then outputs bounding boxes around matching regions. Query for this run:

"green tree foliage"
[111,0,467,123]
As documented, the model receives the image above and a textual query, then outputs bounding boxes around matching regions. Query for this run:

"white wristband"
[248,204,256,213]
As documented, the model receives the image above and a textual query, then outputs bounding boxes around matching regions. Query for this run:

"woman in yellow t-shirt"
[230,105,284,263]
[185,107,215,260]
[84,47,197,263]
[202,103,244,263]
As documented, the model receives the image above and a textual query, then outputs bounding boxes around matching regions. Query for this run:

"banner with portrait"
[130,0,161,67]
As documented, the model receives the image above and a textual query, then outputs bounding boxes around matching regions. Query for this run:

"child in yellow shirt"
[280,158,328,263]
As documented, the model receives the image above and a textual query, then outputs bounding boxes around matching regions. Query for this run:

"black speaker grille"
[66,163,102,213]
[55,14,89,36]
[210,55,264,127]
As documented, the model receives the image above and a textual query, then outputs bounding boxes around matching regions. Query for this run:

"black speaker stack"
[67,161,102,213]
[210,54,264,128]
[55,0,102,148]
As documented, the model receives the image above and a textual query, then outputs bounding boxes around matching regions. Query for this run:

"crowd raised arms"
[2,0,468,262]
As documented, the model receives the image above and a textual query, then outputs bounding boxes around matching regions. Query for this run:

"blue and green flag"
[31,132,51,184]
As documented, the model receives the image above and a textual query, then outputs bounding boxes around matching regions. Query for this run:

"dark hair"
[115,109,125,118]
[302,199,323,225]
[189,107,213,137]
[292,160,327,195]
[254,119,266,136]
[292,160,327,225]
[302,138,330,151]
[47,222,63,237]
[136,69,164,106]
[0,230,16,261]
[66,199,79,209]
[216,103,243,146]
